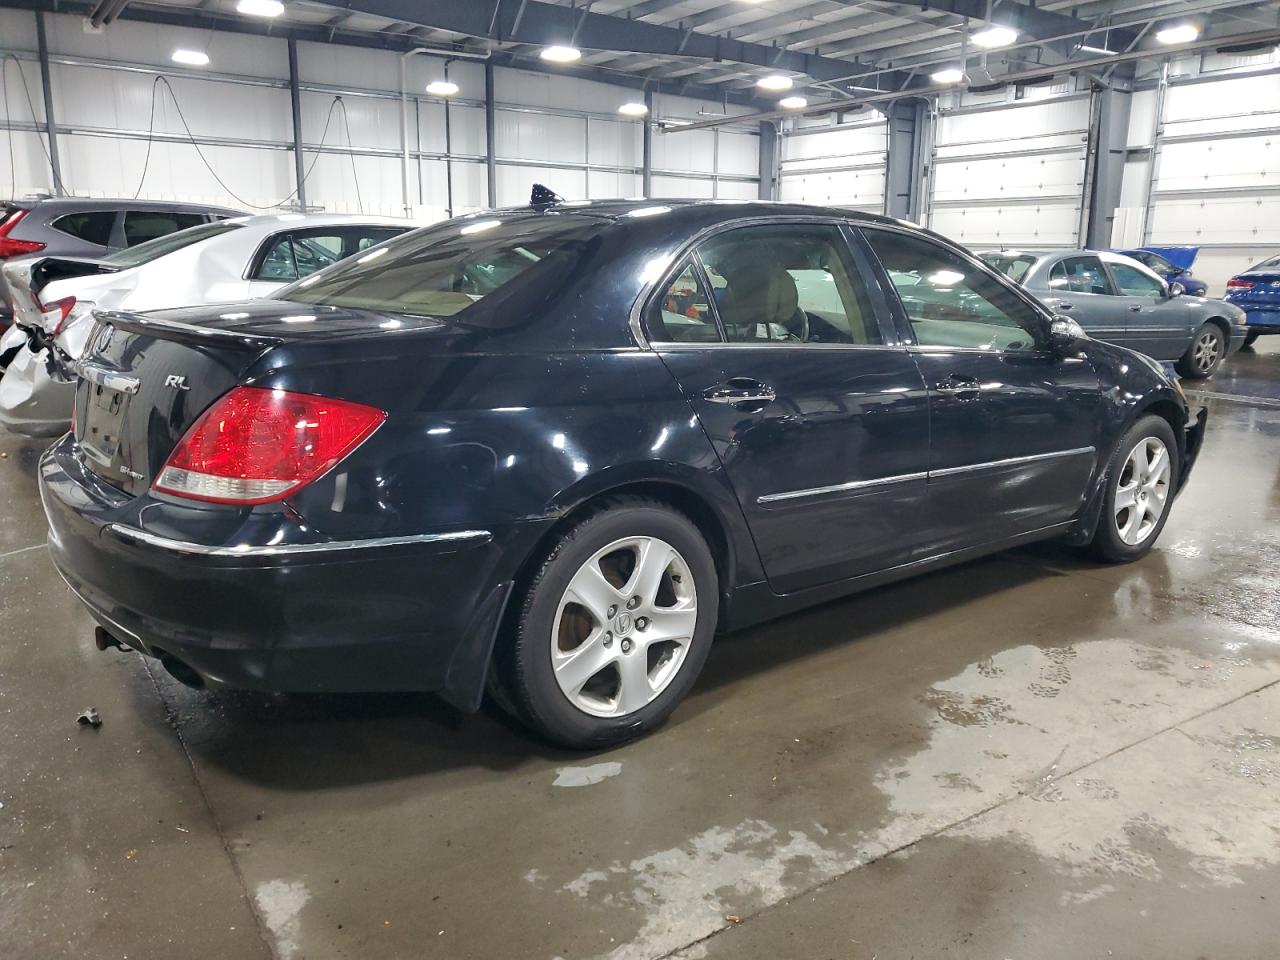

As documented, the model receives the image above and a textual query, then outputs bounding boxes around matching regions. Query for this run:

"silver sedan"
[979,249,1247,378]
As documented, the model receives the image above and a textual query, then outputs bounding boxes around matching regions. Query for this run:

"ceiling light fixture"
[426,80,459,96]
[1156,24,1199,44]
[756,74,793,91]
[540,45,582,63]
[618,101,649,117]
[1078,44,1117,55]
[971,25,1018,48]
[930,67,965,84]
[235,0,284,17]
[779,96,808,109]
[171,49,210,66]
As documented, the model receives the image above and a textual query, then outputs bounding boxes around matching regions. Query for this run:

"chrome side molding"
[928,446,1096,479]
[104,525,492,557]
[758,471,927,505]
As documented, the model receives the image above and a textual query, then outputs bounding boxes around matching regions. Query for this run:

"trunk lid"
[1229,270,1280,308]
[73,301,443,496]
[3,256,117,329]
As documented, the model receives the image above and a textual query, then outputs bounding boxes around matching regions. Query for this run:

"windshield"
[978,252,1040,284]
[101,221,243,269]
[279,214,609,321]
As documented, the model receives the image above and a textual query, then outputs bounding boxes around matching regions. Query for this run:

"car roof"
[6,196,242,215]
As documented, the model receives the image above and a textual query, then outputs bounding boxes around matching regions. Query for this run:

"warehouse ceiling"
[8,0,1280,110]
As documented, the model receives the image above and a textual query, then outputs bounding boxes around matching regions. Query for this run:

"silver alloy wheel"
[551,536,697,718]
[1113,436,1172,545]
[1192,329,1221,373]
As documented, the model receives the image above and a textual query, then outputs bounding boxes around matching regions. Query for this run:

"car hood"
[1142,245,1200,271]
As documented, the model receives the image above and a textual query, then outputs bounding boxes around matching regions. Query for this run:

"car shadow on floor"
[140,544,1107,791]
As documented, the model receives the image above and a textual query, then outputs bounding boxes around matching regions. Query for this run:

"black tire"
[500,498,718,749]
[1243,331,1260,350]
[1089,414,1180,564]
[1175,322,1226,379]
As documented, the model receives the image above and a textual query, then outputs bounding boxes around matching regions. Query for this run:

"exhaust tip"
[94,626,127,651]
[157,651,206,689]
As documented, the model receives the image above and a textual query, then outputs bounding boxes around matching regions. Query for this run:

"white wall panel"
[929,202,1079,247]
[1,11,754,212]
[778,118,887,212]
[932,154,1084,202]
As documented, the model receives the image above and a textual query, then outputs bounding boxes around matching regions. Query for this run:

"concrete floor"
[3,341,1279,960]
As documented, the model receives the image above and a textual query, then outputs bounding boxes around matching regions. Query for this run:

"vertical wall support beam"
[757,121,778,200]
[485,61,497,208]
[641,89,654,199]
[1139,63,1169,246]
[1084,66,1134,249]
[34,11,63,195]
[287,39,307,210]
[885,98,928,222]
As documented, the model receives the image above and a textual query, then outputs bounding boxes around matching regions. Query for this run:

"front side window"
[863,228,1043,352]
[694,223,880,345]
[52,211,116,247]
[647,259,720,343]
[1053,256,1111,295]
[123,210,207,246]
[1109,261,1165,298]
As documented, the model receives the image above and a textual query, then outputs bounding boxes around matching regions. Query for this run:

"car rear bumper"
[39,434,550,710]
[0,338,74,436]
[1240,307,1280,332]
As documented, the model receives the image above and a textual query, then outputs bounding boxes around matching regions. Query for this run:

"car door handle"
[703,378,776,405]
[1056,301,1074,311]
[935,375,981,399]
[1128,304,1142,312]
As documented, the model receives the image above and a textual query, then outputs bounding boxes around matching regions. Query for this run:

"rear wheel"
[501,499,718,748]
[1176,323,1225,379]
[1089,415,1179,563]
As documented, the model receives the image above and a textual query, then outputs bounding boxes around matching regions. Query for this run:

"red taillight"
[0,209,43,259]
[43,296,77,336]
[1226,278,1253,290]
[154,386,386,505]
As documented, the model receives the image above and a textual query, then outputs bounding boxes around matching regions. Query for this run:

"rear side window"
[647,259,720,343]
[281,215,608,321]
[123,211,208,246]
[1051,256,1111,295]
[695,223,881,345]
[979,252,1038,284]
[252,226,408,281]
[52,211,116,246]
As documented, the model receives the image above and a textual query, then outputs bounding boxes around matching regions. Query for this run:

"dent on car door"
[860,228,1103,554]
[648,222,931,594]
[1105,260,1185,361]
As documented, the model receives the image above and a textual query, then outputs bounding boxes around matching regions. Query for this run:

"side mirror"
[1168,281,1185,298]
[1048,315,1086,353]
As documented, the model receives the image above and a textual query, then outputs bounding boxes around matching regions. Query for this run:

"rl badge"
[164,375,191,390]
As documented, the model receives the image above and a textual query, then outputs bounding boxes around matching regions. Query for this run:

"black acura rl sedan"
[39,196,1206,748]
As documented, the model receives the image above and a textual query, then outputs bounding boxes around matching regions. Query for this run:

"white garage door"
[1143,63,1280,294]
[928,94,1090,248]
[778,114,887,213]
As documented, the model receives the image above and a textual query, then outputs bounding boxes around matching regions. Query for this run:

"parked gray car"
[979,249,1247,378]
[0,196,241,335]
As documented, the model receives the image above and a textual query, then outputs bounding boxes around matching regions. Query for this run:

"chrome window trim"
[659,341,912,353]
[758,470,927,505]
[929,446,1096,479]
[103,524,492,557]
[757,446,1095,504]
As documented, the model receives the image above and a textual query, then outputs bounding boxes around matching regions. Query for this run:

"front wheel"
[1089,415,1179,563]
[500,499,718,749]
[1176,323,1225,379]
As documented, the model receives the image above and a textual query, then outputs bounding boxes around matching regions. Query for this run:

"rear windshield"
[1249,255,1280,271]
[101,220,243,269]
[278,214,609,321]
[978,252,1040,284]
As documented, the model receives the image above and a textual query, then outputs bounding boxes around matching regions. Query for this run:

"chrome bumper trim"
[102,524,492,557]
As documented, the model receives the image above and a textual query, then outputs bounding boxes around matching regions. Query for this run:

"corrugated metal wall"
[0,9,759,220]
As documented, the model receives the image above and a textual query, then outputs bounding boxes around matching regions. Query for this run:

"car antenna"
[530,183,565,209]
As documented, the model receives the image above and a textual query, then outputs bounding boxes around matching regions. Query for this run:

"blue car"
[1115,246,1208,297]
[1224,253,1280,348]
